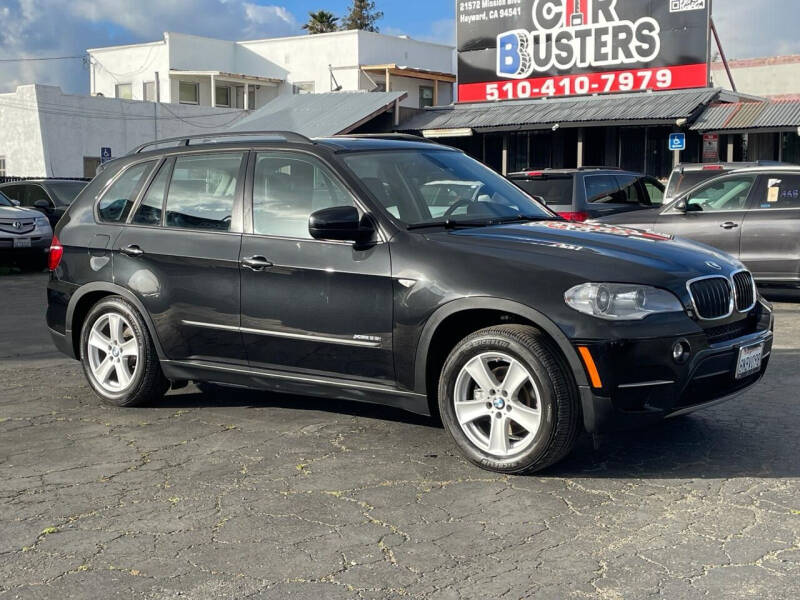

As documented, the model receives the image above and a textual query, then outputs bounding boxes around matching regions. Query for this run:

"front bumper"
[576,300,774,433]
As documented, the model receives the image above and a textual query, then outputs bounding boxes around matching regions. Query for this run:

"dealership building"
[398,1,800,179]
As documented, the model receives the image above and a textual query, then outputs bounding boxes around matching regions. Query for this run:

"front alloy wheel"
[439,325,581,474]
[454,352,543,457]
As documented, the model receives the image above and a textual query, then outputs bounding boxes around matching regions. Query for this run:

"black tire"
[79,296,169,407]
[438,325,581,474]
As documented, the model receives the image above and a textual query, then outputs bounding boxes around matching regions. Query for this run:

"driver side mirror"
[674,199,687,212]
[10,199,20,207]
[309,206,375,244]
[33,199,52,212]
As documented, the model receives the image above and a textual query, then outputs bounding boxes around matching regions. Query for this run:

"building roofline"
[711,55,800,69]
[87,37,166,53]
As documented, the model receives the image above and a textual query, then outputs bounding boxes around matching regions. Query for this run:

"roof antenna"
[329,65,343,92]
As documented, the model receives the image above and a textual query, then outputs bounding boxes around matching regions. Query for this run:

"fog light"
[672,339,690,364]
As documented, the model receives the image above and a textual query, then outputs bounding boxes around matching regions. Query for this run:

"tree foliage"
[302,10,339,34]
[341,0,383,33]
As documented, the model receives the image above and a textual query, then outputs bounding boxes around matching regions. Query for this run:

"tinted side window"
[165,153,244,232]
[97,162,156,223]
[686,176,756,213]
[513,177,573,206]
[644,179,665,206]
[132,160,172,226]
[25,185,52,207]
[252,152,353,239]
[1,185,24,203]
[614,175,643,205]
[759,175,800,209]
[584,175,623,204]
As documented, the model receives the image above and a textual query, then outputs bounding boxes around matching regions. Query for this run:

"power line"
[0,55,86,63]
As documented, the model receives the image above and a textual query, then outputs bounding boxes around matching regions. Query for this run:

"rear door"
[116,151,247,363]
[654,174,758,257]
[239,150,394,382]
[739,173,800,283]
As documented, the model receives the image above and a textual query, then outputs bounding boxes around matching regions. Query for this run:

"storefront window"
[782,132,800,164]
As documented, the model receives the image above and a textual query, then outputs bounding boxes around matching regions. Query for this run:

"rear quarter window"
[97,161,157,223]
[512,177,573,205]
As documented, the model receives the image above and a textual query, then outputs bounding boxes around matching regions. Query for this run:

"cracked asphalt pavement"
[2,273,800,599]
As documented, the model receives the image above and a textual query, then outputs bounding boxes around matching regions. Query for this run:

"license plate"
[13,238,31,248]
[735,344,763,379]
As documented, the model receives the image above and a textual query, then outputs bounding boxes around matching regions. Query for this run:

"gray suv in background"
[508,167,664,222]
[0,190,53,270]
[664,161,785,204]
[594,166,800,287]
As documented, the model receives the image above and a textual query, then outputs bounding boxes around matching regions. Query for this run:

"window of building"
[0,157,5,177]
[179,81,199,104]
[293,82,315,95]
[215,85,231,107]
[252,152,353,239]
[143,81,156,102]
[235,86,257,109]
[97,161,156,222]
[115,83,133,100]
[419,86,434,108]
[132,159,173,226]
[165,153,244,232]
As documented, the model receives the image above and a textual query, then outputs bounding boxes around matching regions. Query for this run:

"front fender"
[412,297,589,394]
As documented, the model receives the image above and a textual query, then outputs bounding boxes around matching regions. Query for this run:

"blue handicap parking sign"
[101,147,112,163]
[668,133,686,151]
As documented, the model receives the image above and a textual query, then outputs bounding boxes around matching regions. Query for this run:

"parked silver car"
[0,190,53,270]
[593,166,800,288]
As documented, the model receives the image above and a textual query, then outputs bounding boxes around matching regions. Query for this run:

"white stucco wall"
[89,30,457,110]
[711,58,800,98]
[0,85,245,178]
[0,86,47,176]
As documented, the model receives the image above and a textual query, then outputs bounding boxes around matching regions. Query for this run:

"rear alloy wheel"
[439,325,581,474]
[80,297,169,407]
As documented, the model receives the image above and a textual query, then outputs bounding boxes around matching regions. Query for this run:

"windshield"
[0,191,11,207]
[665,170,724,199]
[46,181,87,206]
[342,149,554,227]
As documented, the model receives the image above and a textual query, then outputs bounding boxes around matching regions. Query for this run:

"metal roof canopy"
[691,99,800,133]
[400,88,737,135]
[360,64,457,83]
[228,91,407,138]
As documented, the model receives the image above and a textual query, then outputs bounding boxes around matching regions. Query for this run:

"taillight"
[48,235,63,271]
[703,165,724,171]
[558,211,589,222]
[526,171,544,177]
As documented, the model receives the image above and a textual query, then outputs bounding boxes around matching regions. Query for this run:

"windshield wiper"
[407,215,555,230]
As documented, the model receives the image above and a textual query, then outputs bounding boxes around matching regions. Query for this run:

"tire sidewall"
[80,298,147,406]
[439,332,559,473]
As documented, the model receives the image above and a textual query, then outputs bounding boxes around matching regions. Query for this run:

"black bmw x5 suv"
[47,132,773,474]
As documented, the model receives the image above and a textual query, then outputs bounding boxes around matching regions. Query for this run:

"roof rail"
[334,133,440,144]
[129,131,315,155]
[576,166,623,171]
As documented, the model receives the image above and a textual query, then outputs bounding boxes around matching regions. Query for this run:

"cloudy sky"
[0,0,796,95]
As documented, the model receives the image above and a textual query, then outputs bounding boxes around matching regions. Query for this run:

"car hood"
[589,206,662,227]
[436,220,740,284]
[0,205,43,220]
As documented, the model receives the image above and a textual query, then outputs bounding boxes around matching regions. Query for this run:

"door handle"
[241,255,273,271]
[120,244,144,257]
[720,222,739,230]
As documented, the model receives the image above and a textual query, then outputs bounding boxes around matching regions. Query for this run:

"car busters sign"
[457,0,711,102]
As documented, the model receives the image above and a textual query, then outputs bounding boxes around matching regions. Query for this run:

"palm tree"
[303,10,339,35]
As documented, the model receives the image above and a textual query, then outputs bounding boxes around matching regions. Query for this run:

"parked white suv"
[0,190,53,270]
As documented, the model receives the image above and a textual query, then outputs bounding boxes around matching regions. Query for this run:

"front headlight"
[565,283,684,320]
[35,216,49,228]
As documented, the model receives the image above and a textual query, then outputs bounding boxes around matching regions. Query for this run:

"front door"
[239,150,394,382]
[116,151,247,363]
[654,174,758,257]
[740,173,800,282]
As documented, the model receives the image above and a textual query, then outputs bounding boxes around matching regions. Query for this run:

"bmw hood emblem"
[705,261,722,271]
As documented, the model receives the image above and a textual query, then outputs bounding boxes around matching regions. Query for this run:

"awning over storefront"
[691,99,800,132]
[229,91,407,137]
[400,88,731,135]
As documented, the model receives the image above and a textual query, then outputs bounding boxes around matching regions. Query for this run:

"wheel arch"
[66,282,166,360]
[413,298,588,406]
